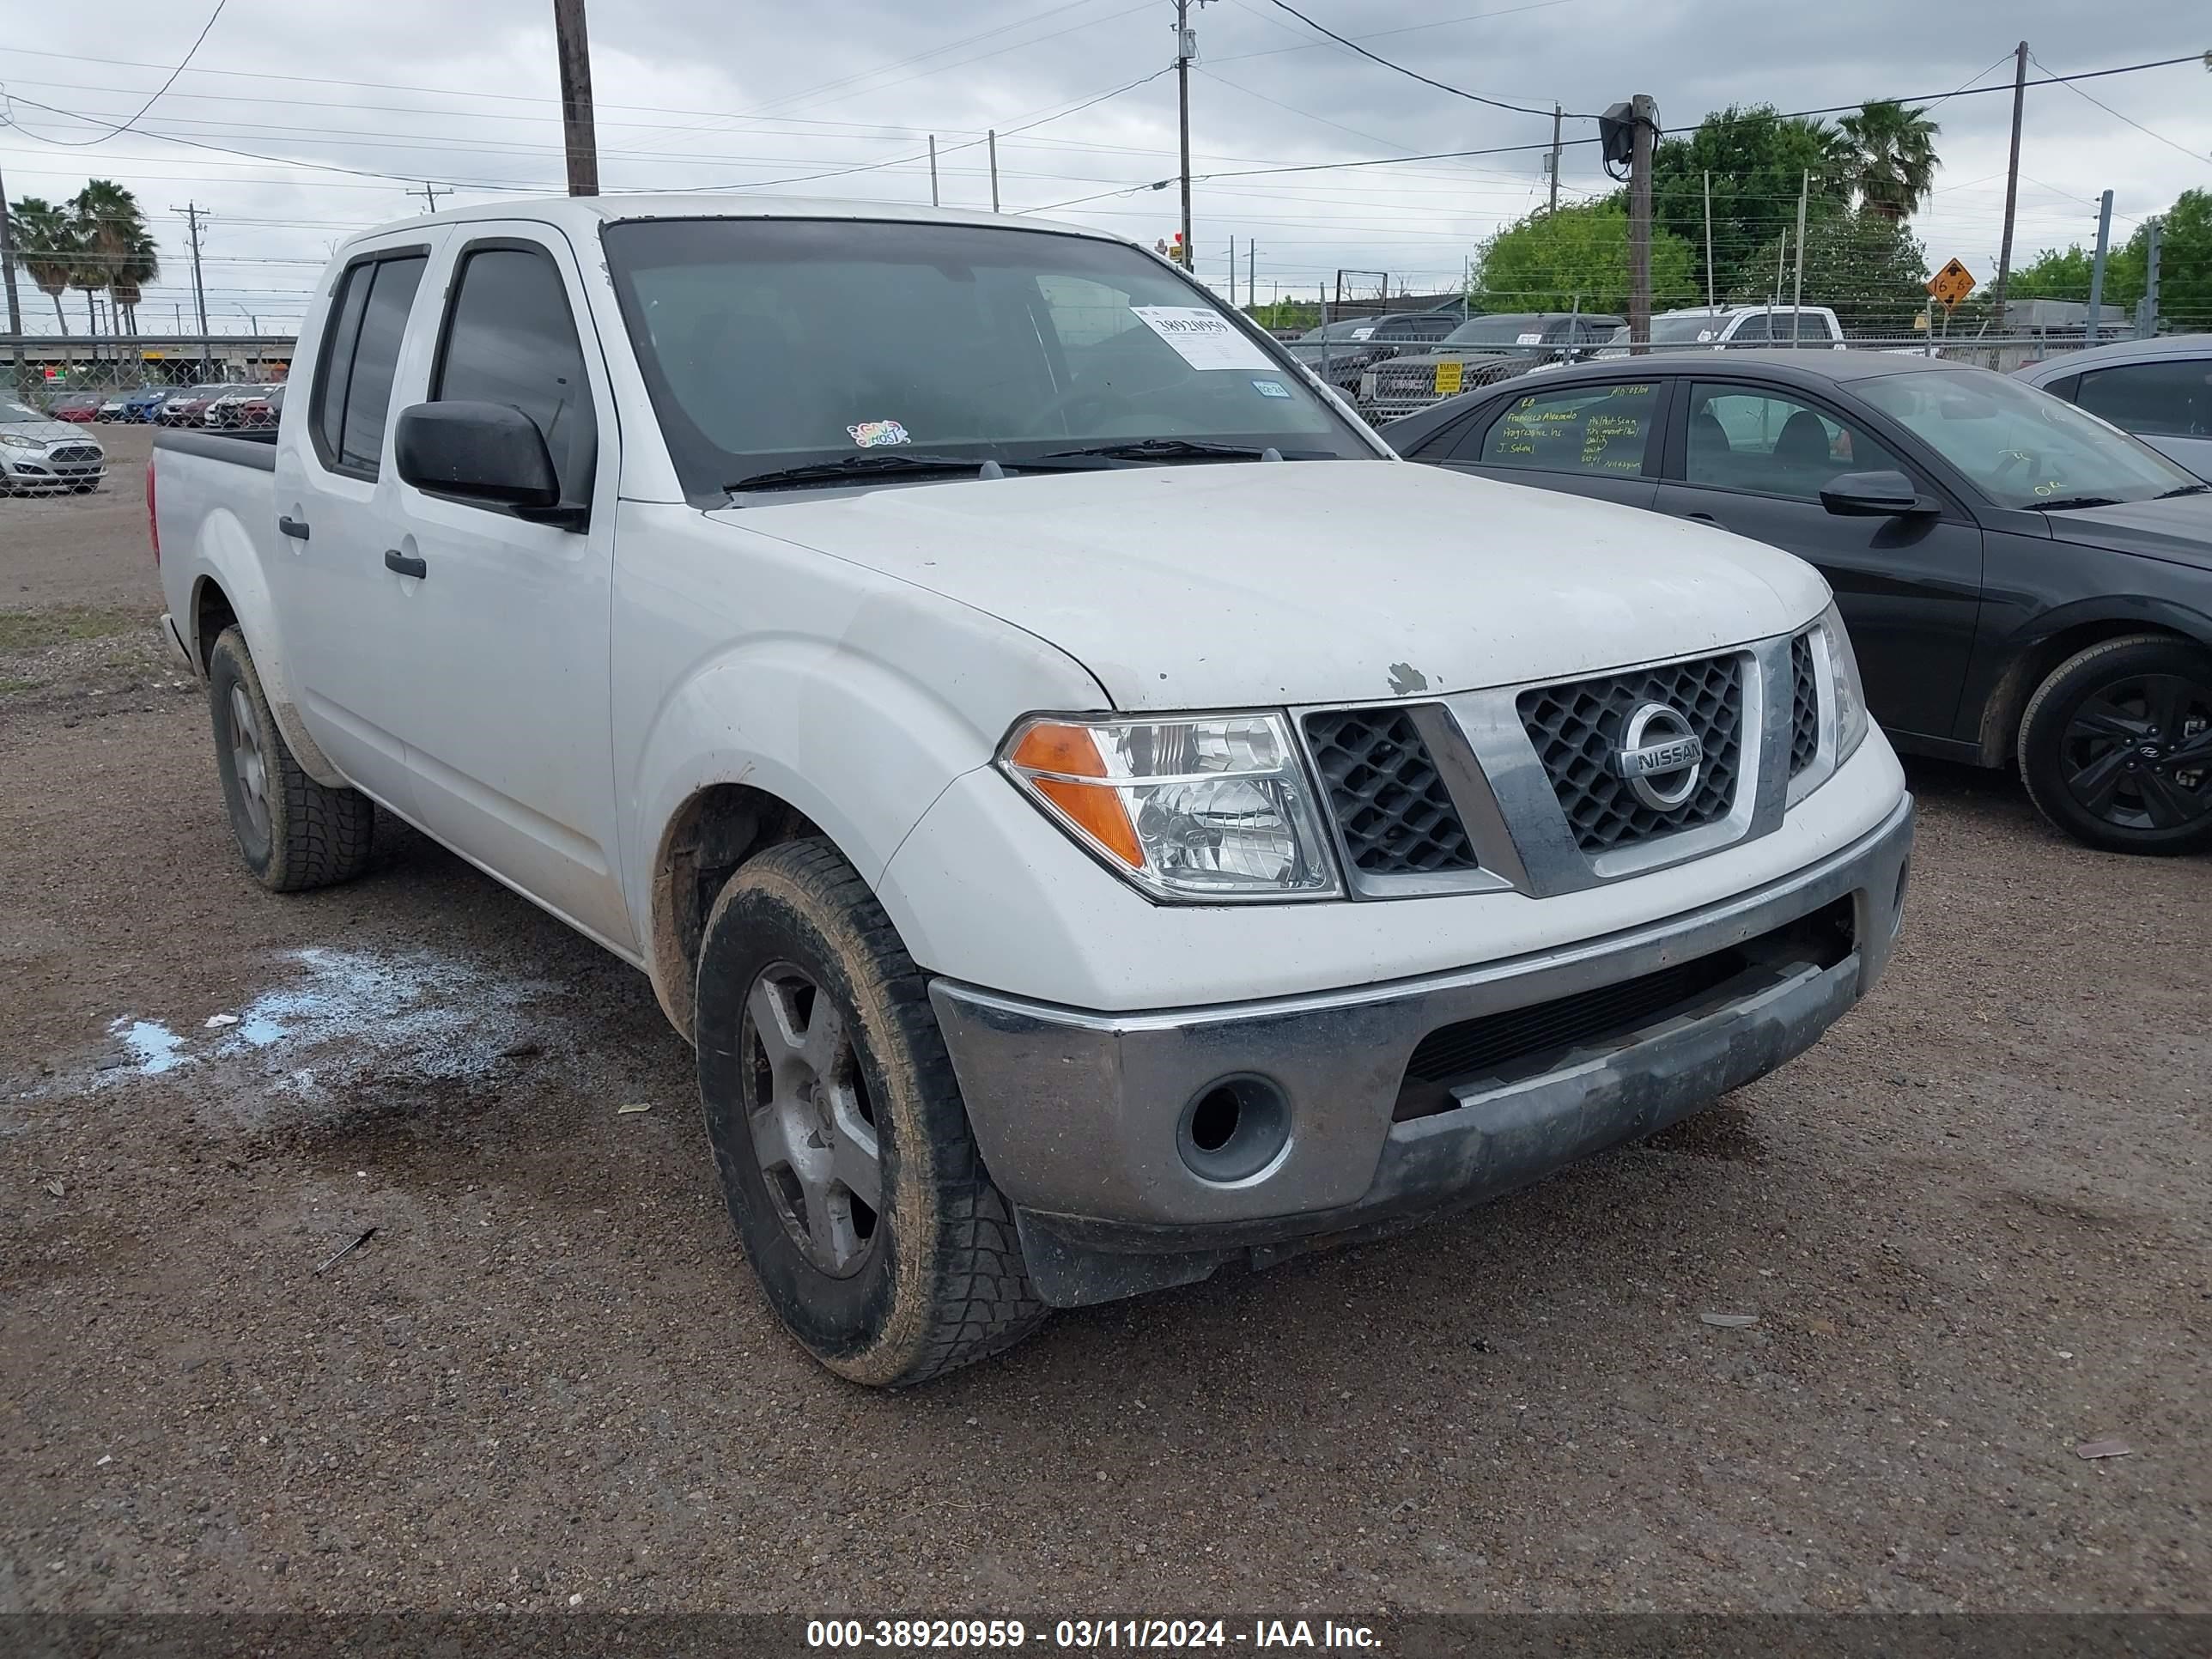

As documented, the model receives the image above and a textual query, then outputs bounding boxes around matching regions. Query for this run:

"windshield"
[2,400,45,423]
[1441,316,1548,349]
[1650,313,1732,343]
[604,218,1370,493]
[1856,368,2198,508]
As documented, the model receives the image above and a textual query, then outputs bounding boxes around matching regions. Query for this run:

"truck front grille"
[1789,632,1819,776]
[1303,708,1480,877]
[1517,653,1743,853]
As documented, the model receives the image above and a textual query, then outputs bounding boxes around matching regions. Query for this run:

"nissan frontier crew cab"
[152,198,1913,1387]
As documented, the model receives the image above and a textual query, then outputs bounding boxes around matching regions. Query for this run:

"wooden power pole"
[553,0,599,197]
[0,156,26,389]
[1992,40,2028,328]
[1626,94,1656,349]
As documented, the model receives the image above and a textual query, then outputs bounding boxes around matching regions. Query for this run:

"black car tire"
[696,838,1045,1388]
[2018,633,2212,855]
[208,626,378,890]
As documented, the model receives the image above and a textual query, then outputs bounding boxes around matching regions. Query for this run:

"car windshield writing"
[600,218,1368,494]
[1856,369,2197,509]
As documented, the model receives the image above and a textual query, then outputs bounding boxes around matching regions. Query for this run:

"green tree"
[1736,207,1929,334]
[7,197,79,336]
[1994,189,2212,325]
[1836,100,1942,220]
[1650,106,1852,309]
[1472,199,1696,316]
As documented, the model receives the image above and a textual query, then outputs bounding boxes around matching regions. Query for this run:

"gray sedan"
[2015,334,2212,480]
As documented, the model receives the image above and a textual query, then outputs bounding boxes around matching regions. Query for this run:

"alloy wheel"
[740,962,882,1277]
[2060,672,2212,832]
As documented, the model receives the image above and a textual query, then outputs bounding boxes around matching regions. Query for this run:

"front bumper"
[0,448,105,488]
[930,793,1912,1308]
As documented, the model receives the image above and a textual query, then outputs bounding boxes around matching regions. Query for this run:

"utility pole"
[1248,239,1255,315]
[1702,170,1716,311]
[2085,188,2114,343]
[0,156,24,392]
[2137,217,2162,338]
[1626,93,1656,349]
[928,137,940,207]
[173,203,210,348]
[1547,104,1561,214]
[552,0,599,196]
[1175,0,1206,277]
[988,130,1000,212]
[409,182,453,214]
[1993,40,2028,329]
[1790,169,1808,344]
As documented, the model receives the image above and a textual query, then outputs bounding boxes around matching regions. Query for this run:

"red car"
[48,392,103,422]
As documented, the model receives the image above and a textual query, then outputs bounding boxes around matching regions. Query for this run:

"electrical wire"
[2027,50,2209,167]
[1264,0,1589,119]
[4,0,229,146]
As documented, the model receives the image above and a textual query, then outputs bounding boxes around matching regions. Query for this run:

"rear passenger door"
[1418,378,1665,509]
[1656,378,1984,742]
[276,235,443,811]
[385,225,633,952]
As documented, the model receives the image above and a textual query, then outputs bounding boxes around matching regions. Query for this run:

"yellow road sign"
[1926,258,1976,310]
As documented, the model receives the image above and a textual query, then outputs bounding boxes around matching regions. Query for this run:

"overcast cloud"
[2,0,2204,332]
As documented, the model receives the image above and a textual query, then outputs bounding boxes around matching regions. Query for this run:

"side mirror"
[396,401,560,511]
[1820,469,1934,518]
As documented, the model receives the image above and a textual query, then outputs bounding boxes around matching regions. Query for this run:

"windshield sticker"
[1516,331,1544,346]
[846,419,910,448]
[1697,329,1719,343]
[1351,325,1375,340]
[1129,306,1275,371]
[1250,378,1291,398]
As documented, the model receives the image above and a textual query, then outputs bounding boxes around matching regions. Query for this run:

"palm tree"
[9,197,78,337]
[110,228,161,336]
[1838,100,1941,221]
[70,180,150,357]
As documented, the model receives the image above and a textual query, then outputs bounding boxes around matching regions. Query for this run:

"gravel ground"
[2,457,2207,1616]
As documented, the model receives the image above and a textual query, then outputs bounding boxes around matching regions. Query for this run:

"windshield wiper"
[1040,438,1286,465]
[2155,483,2210,499]
[726,451,1117,494]
[2027,495,2123,511]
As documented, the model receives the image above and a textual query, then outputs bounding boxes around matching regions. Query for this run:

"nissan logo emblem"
[1616,702,1704,811]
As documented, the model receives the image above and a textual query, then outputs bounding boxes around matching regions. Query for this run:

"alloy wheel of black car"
[2019,635,2212,855]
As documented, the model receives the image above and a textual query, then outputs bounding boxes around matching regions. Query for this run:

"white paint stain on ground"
[101,947,556,1097]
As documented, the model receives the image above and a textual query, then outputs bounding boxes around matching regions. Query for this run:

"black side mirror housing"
[1820,469,1935,518]
[397,401,563,514]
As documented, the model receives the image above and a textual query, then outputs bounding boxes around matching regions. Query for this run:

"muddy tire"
[696,838,1045,1387]
[207,626,377,890]
[2018,634,2212,856]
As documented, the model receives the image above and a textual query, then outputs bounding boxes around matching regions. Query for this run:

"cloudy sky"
[2,0,2204,334]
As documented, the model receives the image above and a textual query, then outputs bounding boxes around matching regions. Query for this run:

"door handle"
[277,515,310,540]
[384,549,428,580]
[1679,511,1717,523]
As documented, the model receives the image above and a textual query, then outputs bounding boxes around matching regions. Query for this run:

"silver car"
[2014,334,2212,480]
[0,397,106,494]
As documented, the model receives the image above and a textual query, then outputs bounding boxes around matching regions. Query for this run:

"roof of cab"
[338,193,1124,252]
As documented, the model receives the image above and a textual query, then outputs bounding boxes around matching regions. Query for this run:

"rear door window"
[310,253,427,478]
[1466,381,1661,474]
[2074,359,2212,438]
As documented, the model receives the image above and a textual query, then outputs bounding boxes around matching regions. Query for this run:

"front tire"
[2018,634,2212,855]
[207,626,378,890]
[696,839,1044,1387]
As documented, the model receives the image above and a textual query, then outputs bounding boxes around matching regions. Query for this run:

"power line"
[2027,50,2211,166]
[1264,0,1587,119]
[11,0,230,147]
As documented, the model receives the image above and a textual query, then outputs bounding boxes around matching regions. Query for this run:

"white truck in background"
[151,197,1912,1386]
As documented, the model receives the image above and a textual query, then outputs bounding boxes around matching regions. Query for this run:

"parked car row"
[1382,349,2212,854]
[19,381,290,427]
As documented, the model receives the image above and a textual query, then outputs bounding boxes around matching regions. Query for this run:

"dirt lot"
[3,441,2208,1616]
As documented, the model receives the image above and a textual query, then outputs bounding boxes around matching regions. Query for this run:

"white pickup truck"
[152,198,1913,1386]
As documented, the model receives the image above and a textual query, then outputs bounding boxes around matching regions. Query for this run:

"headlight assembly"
[1000,712,1341,901]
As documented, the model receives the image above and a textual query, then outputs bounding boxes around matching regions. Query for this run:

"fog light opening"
[1176,1075,1291,1184]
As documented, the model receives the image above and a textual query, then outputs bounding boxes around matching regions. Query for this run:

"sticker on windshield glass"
[1516,331,1543,346]
[1250,378,1291,398]
[1129,306,1274,371]
[846,419,910,448]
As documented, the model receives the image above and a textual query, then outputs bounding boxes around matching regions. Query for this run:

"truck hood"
[2045,493,2212,571]
[705,459,1828,709]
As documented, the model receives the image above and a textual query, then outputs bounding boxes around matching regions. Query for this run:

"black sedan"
[1384,352,2212,854]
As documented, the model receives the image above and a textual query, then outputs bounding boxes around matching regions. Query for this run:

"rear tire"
[207,626,377,890]
[2018,634,2212,855]
[696,838,1045,1387]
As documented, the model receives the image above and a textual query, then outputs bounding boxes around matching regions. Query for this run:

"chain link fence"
[2,336,297,412]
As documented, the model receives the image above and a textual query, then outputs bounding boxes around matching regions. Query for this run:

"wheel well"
[192,576,239,673]
[1978,621,2194,766]
[649,783,821,1042]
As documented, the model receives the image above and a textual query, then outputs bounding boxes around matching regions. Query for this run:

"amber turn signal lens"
[1007,722,1143,868]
